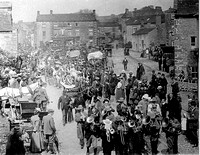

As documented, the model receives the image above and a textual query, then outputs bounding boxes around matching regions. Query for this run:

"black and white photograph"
[0,0,199,154]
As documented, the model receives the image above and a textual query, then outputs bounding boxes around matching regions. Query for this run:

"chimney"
[50,10,53,14]
[156,15,161,26]
[37,11,40,15]
[155,6,162,11]
[141,19,144,27]
[125,8,129,13]
[93,10,95,14]
[174,0,178,9]
[134,8,137,11]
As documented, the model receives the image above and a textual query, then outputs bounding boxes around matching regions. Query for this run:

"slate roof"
[133,28,155,35]
[0,11,12,32]
[98,22,120,27]
[36,13,97,22]
[126,14,165,26]
[176,0,198,15]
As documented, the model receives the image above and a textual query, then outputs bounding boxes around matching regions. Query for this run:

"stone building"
[174,0,199,80]
[97,16,121,46]
[36,10,97,50]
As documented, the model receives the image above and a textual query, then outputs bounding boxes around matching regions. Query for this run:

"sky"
[1,0,174,22]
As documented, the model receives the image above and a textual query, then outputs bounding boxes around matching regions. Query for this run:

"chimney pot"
[155,6,162,10]
[93,10,95,14]
[37,11,40,15]
[134,8,137,11]
[50,10,53,14]
[125,8,129,13]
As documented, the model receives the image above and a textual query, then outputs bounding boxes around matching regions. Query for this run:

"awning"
[67,50,80,58]
[87,51,103,60]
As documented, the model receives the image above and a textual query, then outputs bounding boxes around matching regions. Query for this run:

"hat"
[47,109,54,113]
[103,98,109,103]
[95,76,100,80]
[106,114,115,121]
[104,106,115,112]
[103,119,112,125]
[129,71,133,75]
[35,108,41,112]
[142,94,150,100]
[117,97,124,103]
[150,97,157,102]
[142,115,151,125]
[76,105,83,110]
[115,116,122,122]
[162,118,169,128]
[135,110,142,115]
[157,86,162,90]
[86,116,94,123]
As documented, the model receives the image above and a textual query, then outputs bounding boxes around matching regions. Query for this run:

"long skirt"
[115,88,125,101]
[30,131,44,153]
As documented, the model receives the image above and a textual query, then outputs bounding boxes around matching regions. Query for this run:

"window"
[89,29,93,36]
[76,23,78,26]
[68,23,71,26]
[68,30,72,36]
[75,29,80,36]
[42,23,46,28]
[191,36,197,46]
[42,31,46,39]
[191,66,198,79]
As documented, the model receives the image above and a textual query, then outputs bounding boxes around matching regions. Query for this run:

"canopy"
[87,51,103,60]
[0,82,39,98]
[67,50,80,58]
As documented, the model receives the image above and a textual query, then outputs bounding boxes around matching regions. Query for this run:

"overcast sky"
[3,0,173,22]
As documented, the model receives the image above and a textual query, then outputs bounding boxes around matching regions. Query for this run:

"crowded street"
[0,0,199,155]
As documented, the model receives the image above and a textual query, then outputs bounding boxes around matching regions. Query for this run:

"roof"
[0,11,12,32]
[176,0,198,16]
[133,28,155,35]
[98,22,120,27]
[121,11,132,19]
[126,14,165,26]
[36,13,96,22]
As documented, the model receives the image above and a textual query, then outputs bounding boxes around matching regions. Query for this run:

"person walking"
[75,105,87,149]
[58,90,72,126]
[30,108,44,153]
[122,57,128,71]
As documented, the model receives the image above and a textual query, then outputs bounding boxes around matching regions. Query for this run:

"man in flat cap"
[42,109,56,154]
[58,90,72,126]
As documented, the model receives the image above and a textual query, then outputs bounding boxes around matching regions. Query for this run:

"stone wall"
[0,116,10,155]
[174,17,199,76]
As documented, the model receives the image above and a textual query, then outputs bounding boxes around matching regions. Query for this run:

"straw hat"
[117,97,124,103]
[103,119,112,125]
[47,109,54,113]
[76,105,83,110]
[86,116,94,123]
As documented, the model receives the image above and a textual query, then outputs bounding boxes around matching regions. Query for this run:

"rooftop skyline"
[2,0,173,22]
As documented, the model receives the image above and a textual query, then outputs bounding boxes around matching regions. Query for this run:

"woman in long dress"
[30,108,44,153]
[115,77,125,101]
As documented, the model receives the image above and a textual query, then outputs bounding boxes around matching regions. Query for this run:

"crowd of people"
[1,46,199,155]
